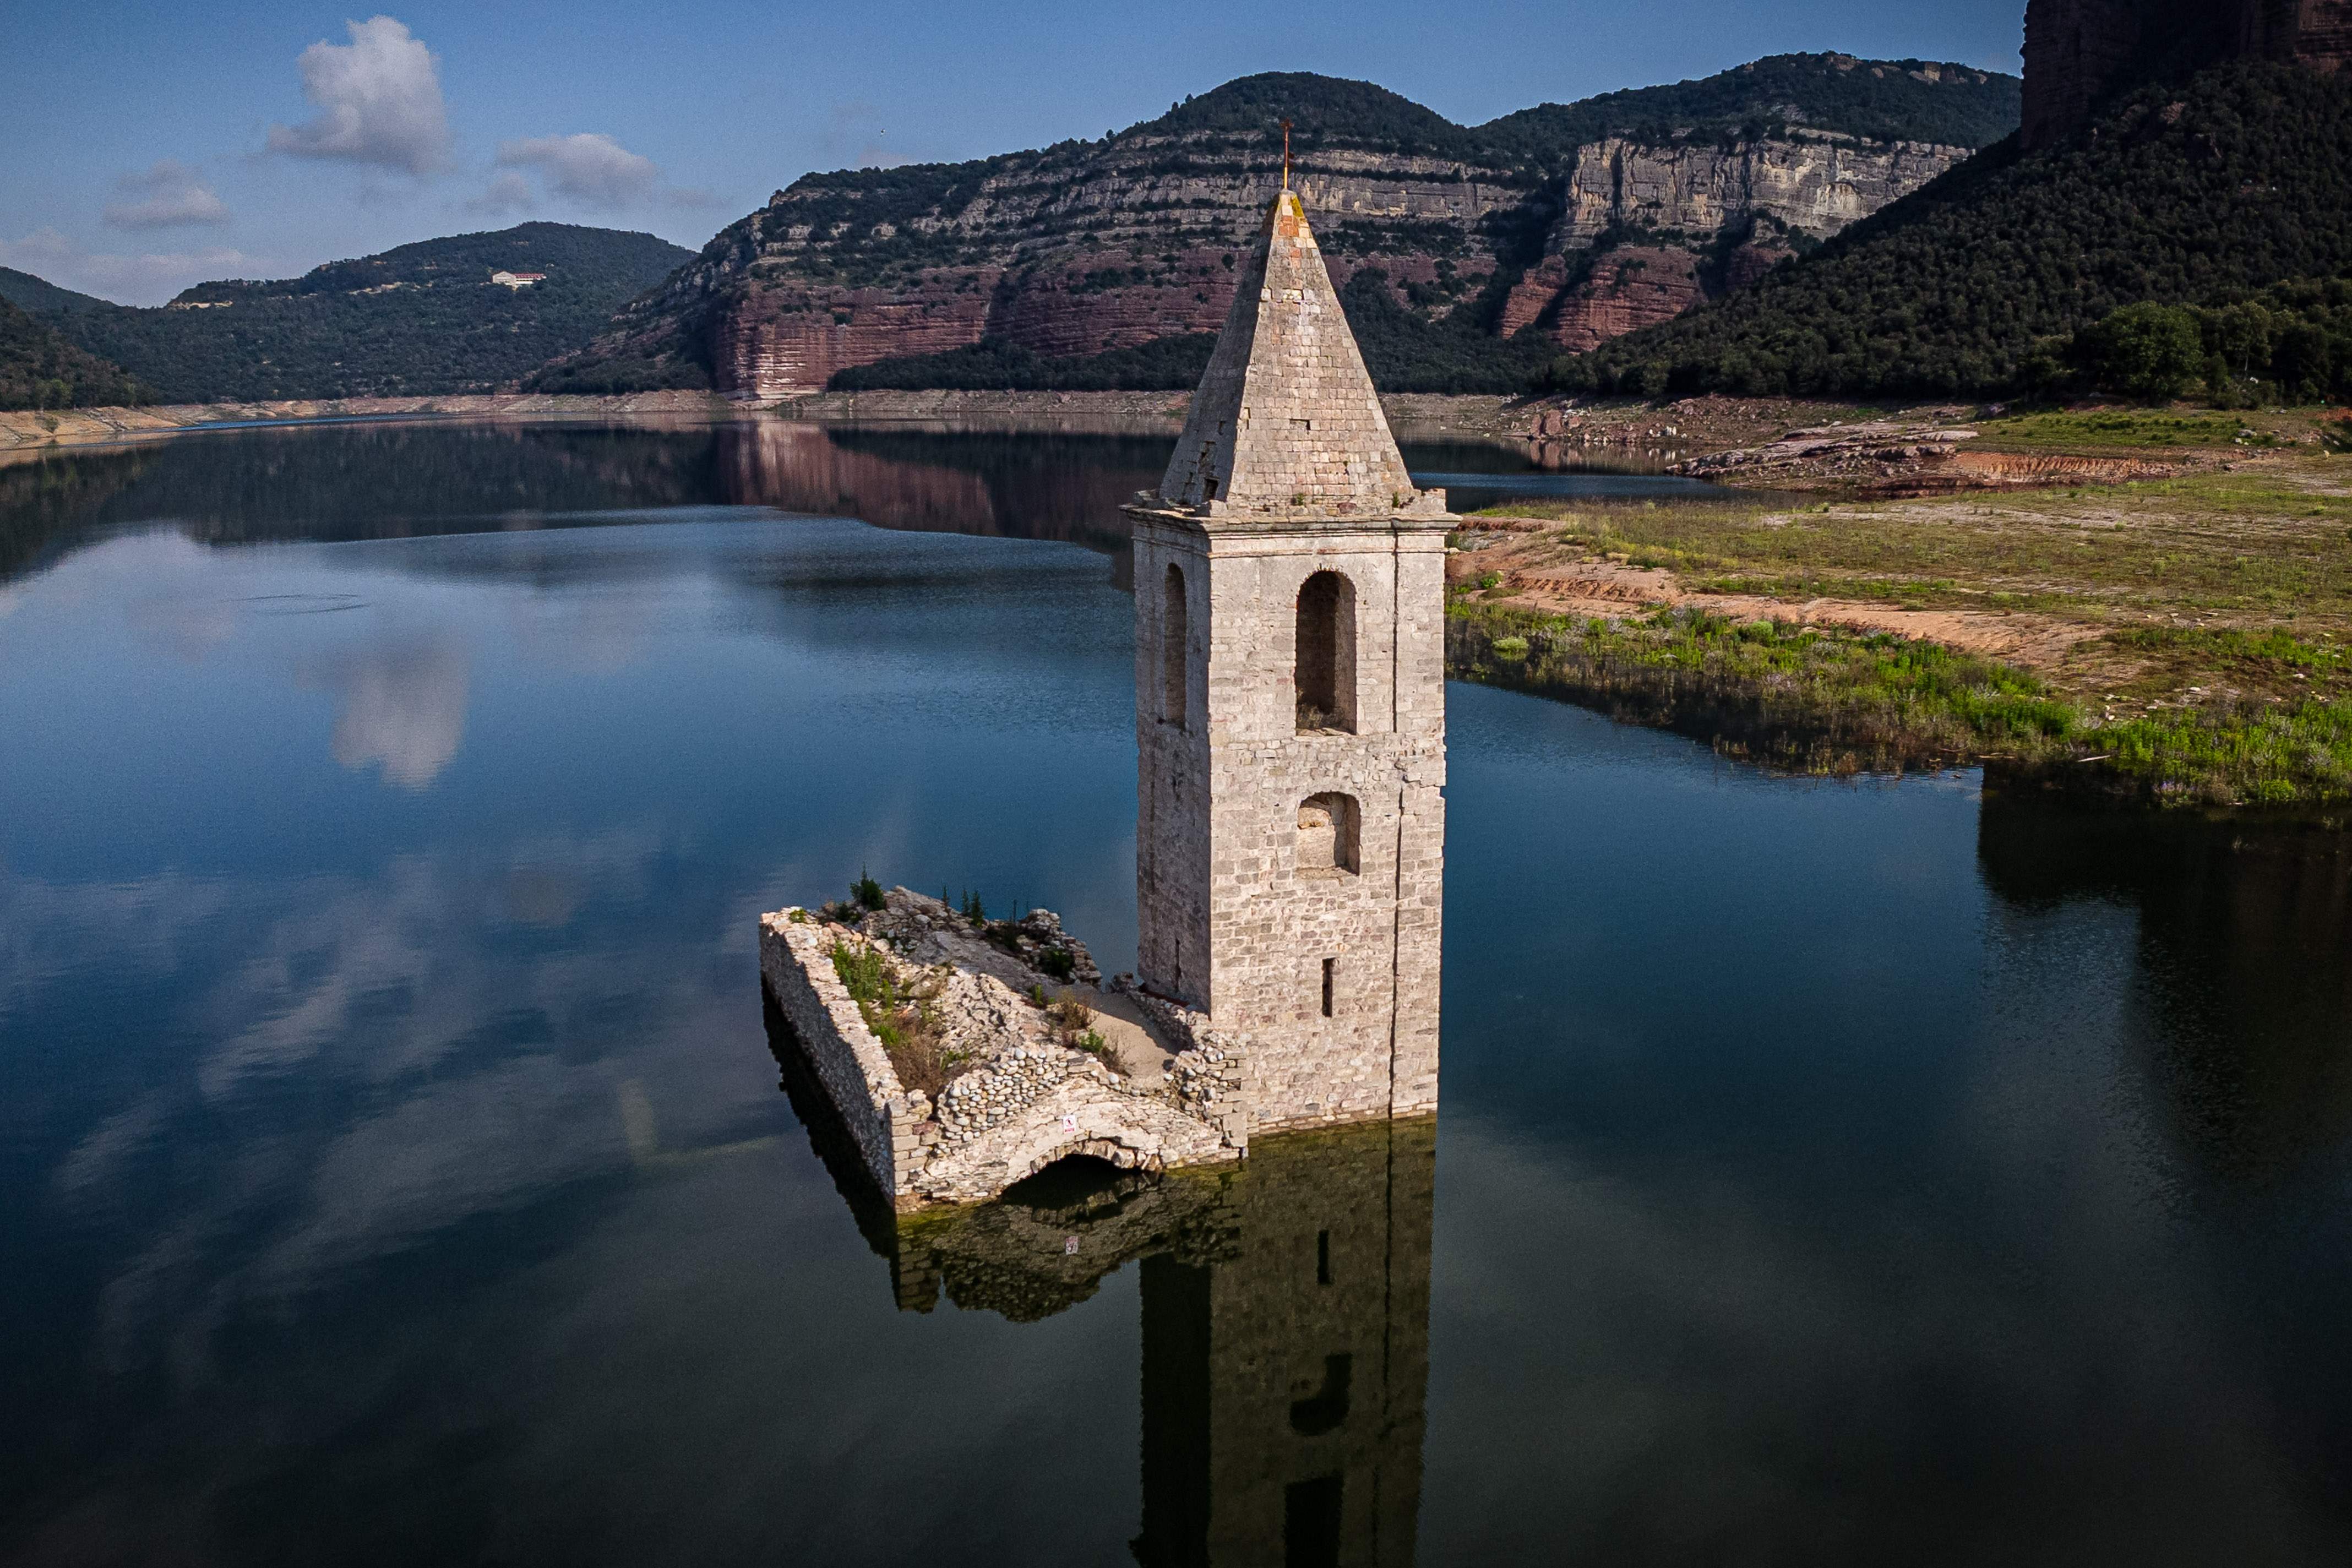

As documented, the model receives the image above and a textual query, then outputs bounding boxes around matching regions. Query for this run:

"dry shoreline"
[0,389,1533,464]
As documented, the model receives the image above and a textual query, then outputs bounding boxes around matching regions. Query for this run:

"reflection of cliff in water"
[0,421,726,572]
[2,418,1619,594]
[1979,799,2352,1185]
[766,997,1433,1566]
[716,422,1163,589]
[0,445,161,580]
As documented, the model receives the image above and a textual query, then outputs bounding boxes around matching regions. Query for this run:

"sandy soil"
[1450,545,2108,670]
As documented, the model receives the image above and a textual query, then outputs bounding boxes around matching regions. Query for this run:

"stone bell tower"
[1125,183,1449,1136]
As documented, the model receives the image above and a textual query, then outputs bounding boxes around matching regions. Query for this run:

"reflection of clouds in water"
[0,869,233,1024]
[303,636,472,788]
[32,829,715,1378]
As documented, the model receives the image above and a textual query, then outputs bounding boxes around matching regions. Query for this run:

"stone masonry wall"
[1132,513,1446,1134]
[758,911,919,1197]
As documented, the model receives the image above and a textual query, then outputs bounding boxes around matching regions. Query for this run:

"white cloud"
[266,15,452,176]
[494,132,661,210]
[0,226,260,306]
[103,161,230,230]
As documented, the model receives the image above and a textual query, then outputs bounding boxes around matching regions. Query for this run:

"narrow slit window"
[1316,1228,1332,1285]
[1161,564,1188,727]
[1321,957,1335,1019]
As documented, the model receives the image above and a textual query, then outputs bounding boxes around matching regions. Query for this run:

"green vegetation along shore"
[1449,601,2352,810]
[1448,409,2352,811]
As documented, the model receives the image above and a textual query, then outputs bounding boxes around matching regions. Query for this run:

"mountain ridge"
[535,57,2019,398]
[19,223,694,404]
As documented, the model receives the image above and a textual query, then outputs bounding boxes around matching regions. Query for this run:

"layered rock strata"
[1496,134,1972,350]
[551,66,2013,395]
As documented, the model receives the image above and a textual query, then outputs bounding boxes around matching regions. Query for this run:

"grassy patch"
[2087,625,2352,703]
[830,939,952,1096]
[1448,598,2074,774]
[1447,599,2352,807]
[1473,472,2352,619]
[2083,698,2352,805]
[1975,410,2282,449]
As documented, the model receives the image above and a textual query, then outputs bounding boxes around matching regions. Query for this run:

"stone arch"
[1162,563,1188,727]
[1295,570,1357,733]
[1297,792,1360,875]
[1015,1135,1167,1185]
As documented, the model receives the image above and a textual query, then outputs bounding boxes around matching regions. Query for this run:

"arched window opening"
[1162,564,1188,727]
[1294,570,1356,733]
[1298,792,1360,875]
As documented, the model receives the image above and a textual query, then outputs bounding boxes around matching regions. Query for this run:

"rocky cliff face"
[1551,135,1972,251]
[1494,134,1974,351]
[2023,0,2352,149]
[545,64,2017,396]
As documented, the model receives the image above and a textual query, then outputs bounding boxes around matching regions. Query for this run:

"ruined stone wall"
[758,912,919,1197]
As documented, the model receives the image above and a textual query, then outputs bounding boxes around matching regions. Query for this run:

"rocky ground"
[767,887,1244,1205]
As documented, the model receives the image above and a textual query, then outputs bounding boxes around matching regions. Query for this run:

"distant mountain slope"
[536,57,2019,398]
[0,267,112,317]
[24,223,694,404]
[1478,53,2023,159]
[0,296,149,411]
[1556,63,2352,399]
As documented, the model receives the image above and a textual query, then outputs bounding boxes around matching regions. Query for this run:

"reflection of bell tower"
[772,992,1437,1564]
[1126,184,1451,1136]
[1134,1120,1434,1567]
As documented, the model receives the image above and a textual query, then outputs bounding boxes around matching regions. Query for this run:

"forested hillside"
[1554,63,2352,399]
[0,297,148,411]
[21,224,693,404]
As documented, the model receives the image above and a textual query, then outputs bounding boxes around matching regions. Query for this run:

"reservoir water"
[3,419,2350,1565]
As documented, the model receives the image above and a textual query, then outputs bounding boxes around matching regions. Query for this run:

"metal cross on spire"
[1281,118,1293,190]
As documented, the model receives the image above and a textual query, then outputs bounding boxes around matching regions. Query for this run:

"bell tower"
[1126,183,1449,1135]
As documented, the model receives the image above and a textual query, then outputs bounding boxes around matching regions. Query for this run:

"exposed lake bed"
[3,420,2350,1562]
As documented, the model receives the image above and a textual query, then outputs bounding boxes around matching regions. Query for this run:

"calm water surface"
[4,420,2351,1565]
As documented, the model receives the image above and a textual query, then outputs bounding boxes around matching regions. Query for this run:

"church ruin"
[759,179,1450,1206]
[1124,183,1451,1134]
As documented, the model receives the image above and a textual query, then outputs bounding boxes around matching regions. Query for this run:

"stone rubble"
[760,886,1242,1208]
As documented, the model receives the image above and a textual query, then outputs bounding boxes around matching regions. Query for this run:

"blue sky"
[4,1,2030,304]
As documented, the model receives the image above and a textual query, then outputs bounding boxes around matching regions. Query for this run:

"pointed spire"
[1152,188,1445,520]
